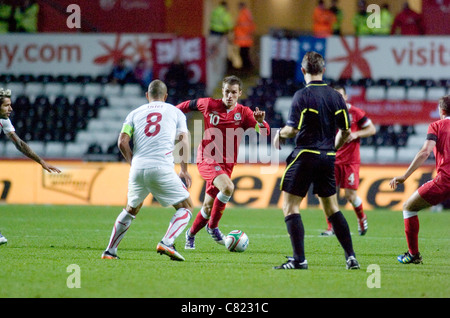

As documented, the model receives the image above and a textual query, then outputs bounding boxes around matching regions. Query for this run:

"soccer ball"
[225,230,249,252]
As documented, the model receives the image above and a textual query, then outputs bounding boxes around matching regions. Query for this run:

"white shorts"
[127,166,189,208]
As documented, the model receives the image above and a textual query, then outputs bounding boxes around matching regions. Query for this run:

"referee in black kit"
[273,51,360,270]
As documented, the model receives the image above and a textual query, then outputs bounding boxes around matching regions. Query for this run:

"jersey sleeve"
[121,112,134,137]
[426,122,438,142]
[176,98,209,114]
[0,119,15,135]
[335,95,350,131]
[353,107,371,128]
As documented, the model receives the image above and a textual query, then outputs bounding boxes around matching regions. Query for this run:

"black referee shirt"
[286,80,349,152]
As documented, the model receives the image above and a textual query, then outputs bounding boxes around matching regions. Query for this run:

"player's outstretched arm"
[7,131,61,173]
[389,139,435,189]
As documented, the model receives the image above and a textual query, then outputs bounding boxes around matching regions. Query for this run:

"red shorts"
[418,173,450,206]
[197,161,234,197]
[335,163,360,190]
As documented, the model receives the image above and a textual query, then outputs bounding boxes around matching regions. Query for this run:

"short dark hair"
[332,85,346,95]
[147,80,167,99]
[301,51,325,76]
[439,95,450,115]
[222,75,243,90]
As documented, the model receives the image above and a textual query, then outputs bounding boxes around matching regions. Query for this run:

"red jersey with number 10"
[177,98,270,166]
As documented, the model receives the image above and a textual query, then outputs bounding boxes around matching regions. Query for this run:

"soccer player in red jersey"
[322,85,376,236]
[177,76,270,248]
[390,95,450,264]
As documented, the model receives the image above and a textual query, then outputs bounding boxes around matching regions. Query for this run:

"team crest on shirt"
[215,166,222,171]
[234,113,241,121]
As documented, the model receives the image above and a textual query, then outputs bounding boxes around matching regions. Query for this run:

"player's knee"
[344,193,355,203]
[221,183,235,197]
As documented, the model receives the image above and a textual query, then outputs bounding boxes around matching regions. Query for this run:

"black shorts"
[280,149,337,198]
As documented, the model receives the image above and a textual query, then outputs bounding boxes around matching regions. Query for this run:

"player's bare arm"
[118,132,133,165]
[177,132,192,188]
[389,139,436,189]
[7,131,61,173]
[335,128,351,150]
[347,121,376,143]
[273,125,298,149]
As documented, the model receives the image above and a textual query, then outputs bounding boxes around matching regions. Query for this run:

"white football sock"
[162,208,192,246]
[106,209,135,255]
[350,196,362,208]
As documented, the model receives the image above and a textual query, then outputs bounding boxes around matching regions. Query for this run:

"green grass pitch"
[0,204,448,298]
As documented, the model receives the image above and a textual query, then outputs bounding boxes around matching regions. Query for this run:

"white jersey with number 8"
[121,101,188,169]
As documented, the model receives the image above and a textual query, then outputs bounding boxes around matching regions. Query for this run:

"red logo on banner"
[151,37,207,84]
[93,34,152,65]
[328,37,377,79]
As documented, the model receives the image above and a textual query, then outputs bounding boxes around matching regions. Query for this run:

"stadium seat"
[366,86,386,100]
[397,147,417,163]
[274,97,293,122]
[83,83,103,97]
[65,142,89,158]
[24,83,44,97]
[108,96,127,109]
[103,83,122,97]
[44,83,64,97]
[4,142,24,158]
[5,82,25,95]
[122,83,143,96]
[359,146,376,163]
[63,83,84,97]
[375,146,397,163]
[44,142,66,158]
[386,86,406,100]
[426,87,447,101]
[406,86,426,101]
[406,135,426,149]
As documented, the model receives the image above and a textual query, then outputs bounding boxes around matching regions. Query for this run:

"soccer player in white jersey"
[0,88,61,245]
[101,80,194,261]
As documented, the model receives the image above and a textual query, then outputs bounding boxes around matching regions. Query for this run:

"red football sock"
[404,215,420,255]
[208,198,227,229]
[189,210,209,236]
[352,197,365,219]
[326,219,333,231]
[208,191,231,229]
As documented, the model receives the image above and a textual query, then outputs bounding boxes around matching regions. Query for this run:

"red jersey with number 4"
[177,98,270,166]
[427,117,450,179]
[335,104,371,165]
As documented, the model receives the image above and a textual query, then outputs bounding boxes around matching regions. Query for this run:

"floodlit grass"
[0,205,449,298]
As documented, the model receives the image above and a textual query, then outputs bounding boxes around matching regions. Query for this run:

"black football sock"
[285,213,305,263]
[328,211,355,258]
